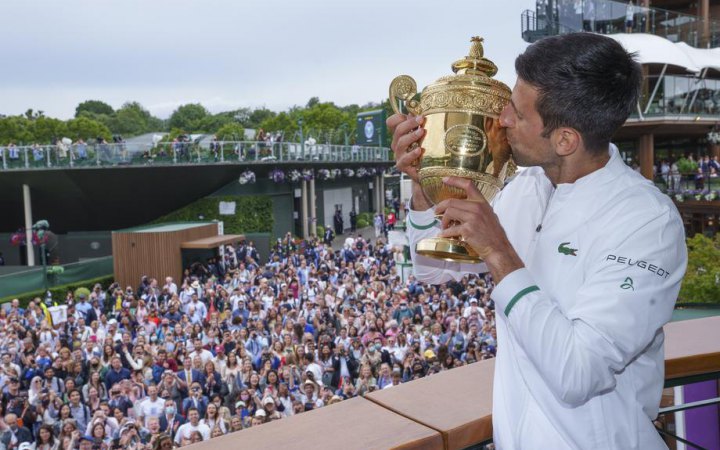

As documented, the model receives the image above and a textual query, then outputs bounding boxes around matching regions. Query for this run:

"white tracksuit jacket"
[407,147,687,449]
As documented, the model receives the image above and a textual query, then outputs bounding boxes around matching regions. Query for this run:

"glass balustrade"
[0,141,392,171]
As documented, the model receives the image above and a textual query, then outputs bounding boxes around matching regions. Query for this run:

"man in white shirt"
[163,277,178,295]
[174,407,209,444]
[189,339,214,365]
[137,384,165,428]
[389,33,686,449]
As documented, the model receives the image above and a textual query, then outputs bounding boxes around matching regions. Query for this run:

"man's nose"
[499,105,514,128]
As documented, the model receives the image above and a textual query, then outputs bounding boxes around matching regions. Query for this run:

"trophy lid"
[451,37,498,77]
[420,37,511,118]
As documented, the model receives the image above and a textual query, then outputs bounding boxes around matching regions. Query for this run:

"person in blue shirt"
[104,356,130,390]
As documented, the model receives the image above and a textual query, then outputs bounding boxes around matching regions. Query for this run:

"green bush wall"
[152,195,273,235]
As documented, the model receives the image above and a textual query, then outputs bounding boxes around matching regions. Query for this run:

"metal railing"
[633,75,720,119]
[522,0,720,48]
[0,141,392,170]
[656,372,720,450]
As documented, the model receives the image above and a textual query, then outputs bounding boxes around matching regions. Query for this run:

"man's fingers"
[390,116,425,153]
[394,128,425,154]
[442,176,486,203]
[393,115,424,138]
[386,114,407,134]
[438,205,477,230]
[438,222,464,239]
[396,146,423,167]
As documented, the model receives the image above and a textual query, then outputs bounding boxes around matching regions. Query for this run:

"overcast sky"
[0,0,535,119]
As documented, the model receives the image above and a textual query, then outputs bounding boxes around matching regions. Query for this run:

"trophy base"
[416,237,482,264]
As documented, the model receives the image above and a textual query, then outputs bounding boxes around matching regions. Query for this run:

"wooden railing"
[190,316,720,450]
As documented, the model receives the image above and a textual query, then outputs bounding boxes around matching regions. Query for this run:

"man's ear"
[552,127,581,157]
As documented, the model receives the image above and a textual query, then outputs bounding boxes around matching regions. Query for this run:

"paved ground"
[328,226,376,250]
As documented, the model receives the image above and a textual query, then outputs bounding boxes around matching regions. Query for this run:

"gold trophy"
[390,37,515,263]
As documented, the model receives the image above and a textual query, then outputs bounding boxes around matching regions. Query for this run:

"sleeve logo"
[620,277,635,290]
[606,254,671,279]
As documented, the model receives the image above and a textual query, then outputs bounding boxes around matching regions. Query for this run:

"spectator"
[0,228,500,446]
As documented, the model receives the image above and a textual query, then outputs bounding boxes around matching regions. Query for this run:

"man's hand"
[435,176,524,282]
[387,113,425,183]
[387,113,433,211]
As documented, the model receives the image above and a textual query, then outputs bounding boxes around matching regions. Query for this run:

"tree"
[113,106,147,136]
[29,117,67,143]
[259,111,299,139]
[197,114,233,133]
[301,101,352,143]
[65,117,112,141]
[246,108,276,129]
[215,123,245,141]
[679,234,720,304]
[75,100,114,118]
[0,116,34,144]
[168,103,209,132]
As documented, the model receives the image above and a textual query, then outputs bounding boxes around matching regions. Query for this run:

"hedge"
[151,195,273,235]
[0,275,115,307]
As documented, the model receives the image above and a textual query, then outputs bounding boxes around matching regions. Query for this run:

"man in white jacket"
[389,33,687,449]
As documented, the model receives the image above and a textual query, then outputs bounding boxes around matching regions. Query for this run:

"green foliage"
[358,212,374,224]
[29,117,68,143]
[260,111,299,137]
[74,100,163,138]
[197,114,234,133]
[74,287,91,299]
[65,117,112,141]
[169,104,209,132]
[0,275,114,308]
[7,97,392,145]
[259,99,367,145]
[356,218,369,229]
[0,116,34,144]
[245,108,276,129]
[679,234,720,303]
[215,123,246,141]
[0,114,111,144]
[75,100,114,117]
[112,105,148,136]
[676,157,699,175]
[316,225,325,238]
[152,196,273,235]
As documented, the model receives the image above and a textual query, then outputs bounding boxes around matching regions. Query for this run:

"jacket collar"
[554,145,624,193]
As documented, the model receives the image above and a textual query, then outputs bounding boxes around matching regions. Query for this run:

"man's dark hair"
[515,33,641,152]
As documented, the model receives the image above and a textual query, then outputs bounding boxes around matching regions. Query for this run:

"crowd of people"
[0,226,498,450]
[0,137,126,168]
[657,154,720,190]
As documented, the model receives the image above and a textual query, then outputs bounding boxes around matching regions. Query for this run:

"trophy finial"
[469,37,485,59]
[452,36,497,77]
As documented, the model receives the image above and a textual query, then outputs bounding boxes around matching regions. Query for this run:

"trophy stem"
[415,237,482,264]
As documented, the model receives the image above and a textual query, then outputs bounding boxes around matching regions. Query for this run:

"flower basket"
[269,169,286,183]
[239,170,256,185]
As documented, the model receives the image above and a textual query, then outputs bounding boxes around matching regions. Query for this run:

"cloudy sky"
[0,0,535,119]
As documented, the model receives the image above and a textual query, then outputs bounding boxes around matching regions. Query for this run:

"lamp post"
[298,118,305,160]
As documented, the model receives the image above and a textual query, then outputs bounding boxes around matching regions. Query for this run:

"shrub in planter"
[676,157,698,175]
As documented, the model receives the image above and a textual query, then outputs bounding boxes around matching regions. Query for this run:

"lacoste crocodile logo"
[558,242,578,256]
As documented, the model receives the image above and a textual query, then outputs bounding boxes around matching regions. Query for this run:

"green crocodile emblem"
[558,242,578,256]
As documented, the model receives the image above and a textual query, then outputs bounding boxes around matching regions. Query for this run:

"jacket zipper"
[527,187,555,260]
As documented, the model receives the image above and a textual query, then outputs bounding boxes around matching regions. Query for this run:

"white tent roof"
[675,42,720,72]
[607,33,720,73]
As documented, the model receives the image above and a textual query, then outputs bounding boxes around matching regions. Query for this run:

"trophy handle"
[389,75,422,116]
